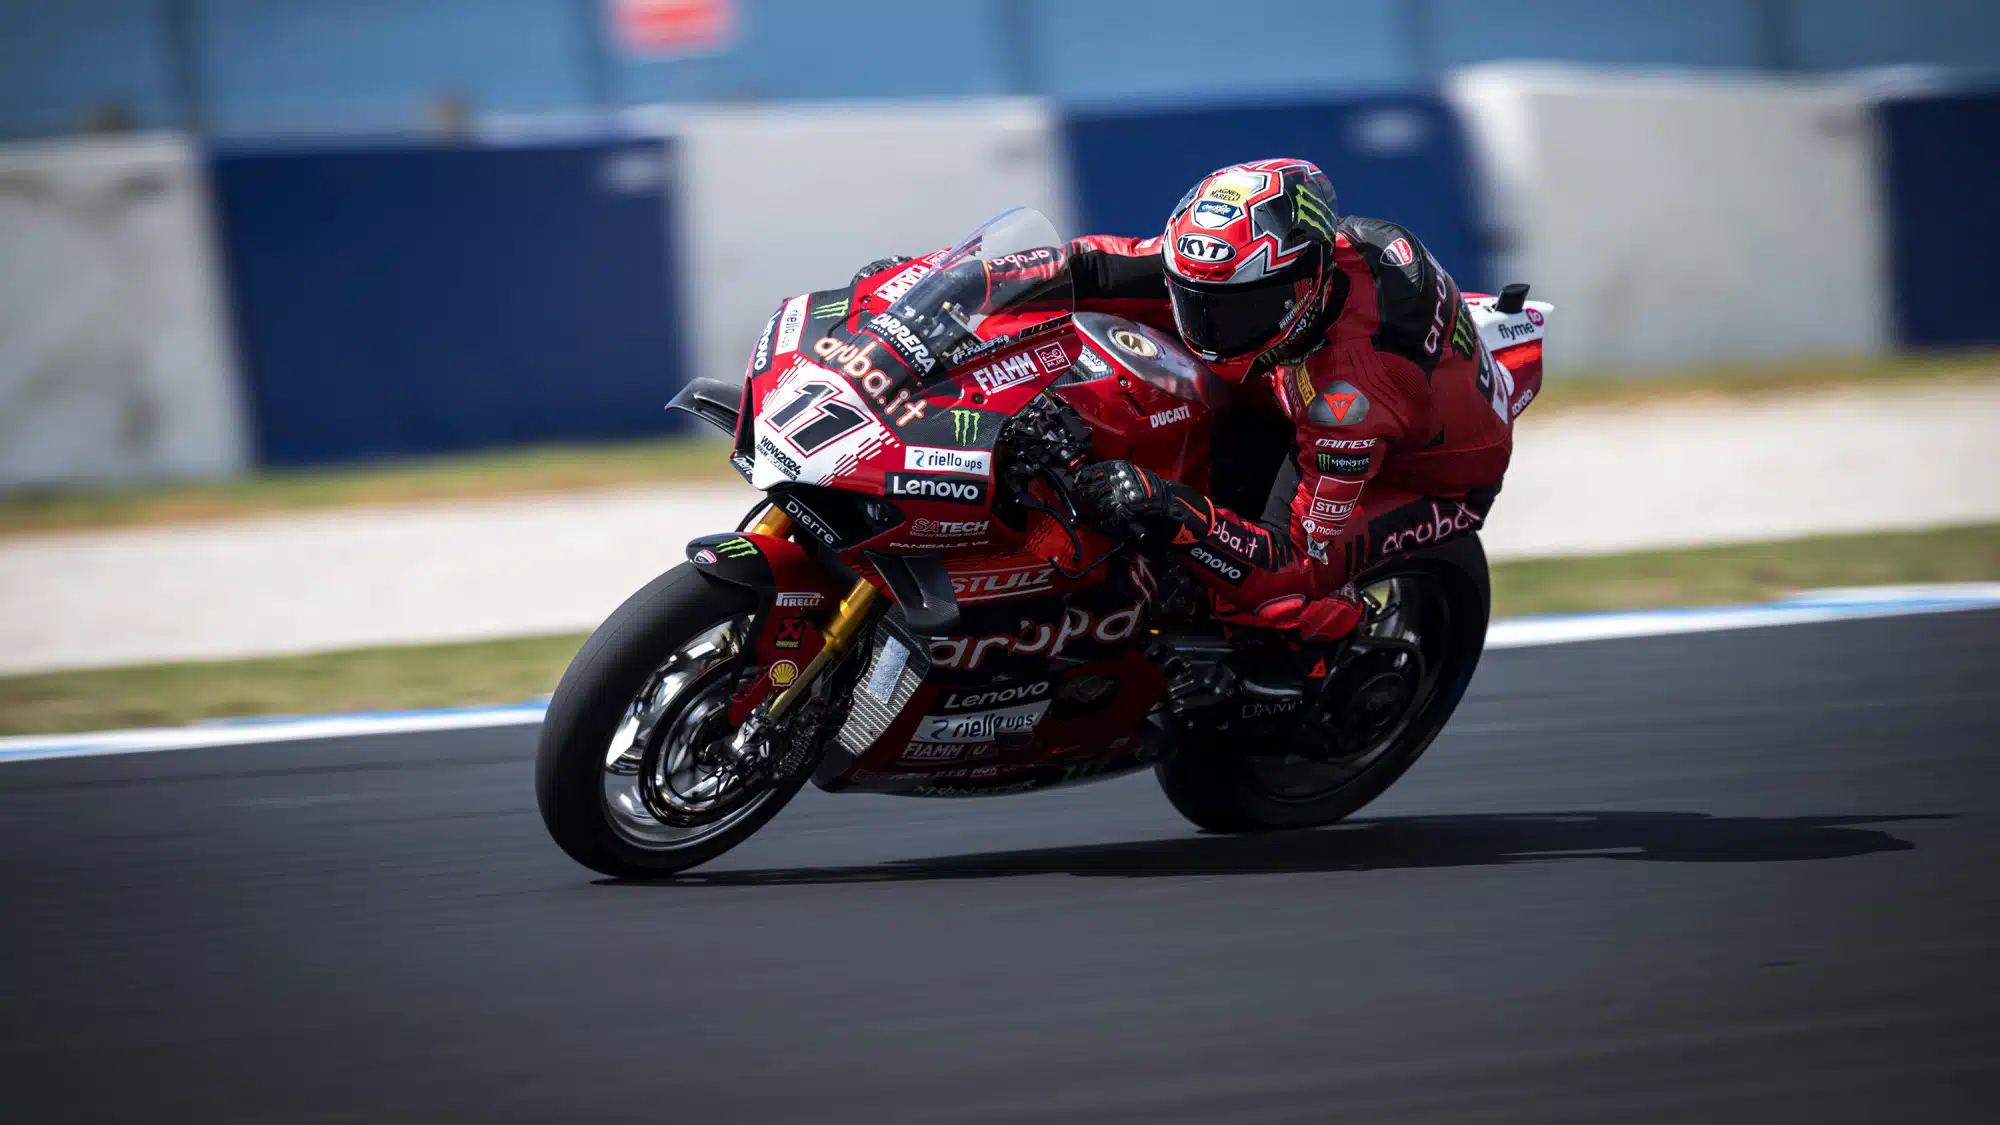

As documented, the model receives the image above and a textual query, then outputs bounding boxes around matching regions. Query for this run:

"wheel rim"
[1245,571,1454,804]
[598,616,784,851]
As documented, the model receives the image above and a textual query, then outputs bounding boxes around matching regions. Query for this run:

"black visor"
[1166,244,1320,359]
[1166,273,1300,358]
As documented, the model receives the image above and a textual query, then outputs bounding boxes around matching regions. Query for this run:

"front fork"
[743,507,882,722]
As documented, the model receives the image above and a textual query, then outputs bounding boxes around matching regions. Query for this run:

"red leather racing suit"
[1068,218,1538,636]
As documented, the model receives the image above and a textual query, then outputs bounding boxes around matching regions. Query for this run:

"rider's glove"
[1074,460,1202,538]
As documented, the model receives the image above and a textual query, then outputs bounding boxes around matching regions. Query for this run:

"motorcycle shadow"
[639,809,1948,887]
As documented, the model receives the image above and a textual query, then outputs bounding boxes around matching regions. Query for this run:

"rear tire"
[1155,534,1491,833]
[535,566,812,878]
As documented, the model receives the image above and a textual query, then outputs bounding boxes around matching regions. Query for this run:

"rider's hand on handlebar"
[1072,460,1177,541]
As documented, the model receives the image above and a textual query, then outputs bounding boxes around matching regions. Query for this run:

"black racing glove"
[1073,460,1209,540]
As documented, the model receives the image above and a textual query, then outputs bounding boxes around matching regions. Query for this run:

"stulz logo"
[909,518,988,538]
[1176,233,1235,263]
[1188,545,1246,583]
[930,604,1144,670]
[1149,404,1192,428]
[940,680,1051,712]
[886,472,987,504]
[865,312,934,374]
[904,445,991,476]
[970,352,1039,396]
[952,564,1056,602]
[1379,500,1484,554]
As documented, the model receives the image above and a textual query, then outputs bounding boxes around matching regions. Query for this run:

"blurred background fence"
[3,0,1999,484]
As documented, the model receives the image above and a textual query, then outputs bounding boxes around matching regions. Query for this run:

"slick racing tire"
[535,565,813,878]
[1155,533,1491,833]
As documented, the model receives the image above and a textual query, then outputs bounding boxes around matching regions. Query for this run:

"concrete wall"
[658,99,1073,387]
[0,135,247,485]
[1449,66,1889,373]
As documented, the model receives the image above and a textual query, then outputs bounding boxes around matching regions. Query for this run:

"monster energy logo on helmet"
[950,409,982,445]
[1293,184,1335,240]
[811,298,850,320]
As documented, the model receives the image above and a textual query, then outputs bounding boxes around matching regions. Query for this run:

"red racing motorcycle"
[536,208,1506,877]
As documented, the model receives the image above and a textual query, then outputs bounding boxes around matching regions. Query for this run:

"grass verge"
[3,352,1995,538]
[2,522,1995,737]
[1526,349,2000,414]
[0,436,742,538]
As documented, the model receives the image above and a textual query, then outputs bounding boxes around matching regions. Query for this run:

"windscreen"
[883,207,1073,385]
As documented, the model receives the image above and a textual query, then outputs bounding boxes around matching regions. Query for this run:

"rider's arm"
[1069,235,1177,334]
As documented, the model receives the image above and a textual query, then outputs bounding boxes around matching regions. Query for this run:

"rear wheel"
[1155,534,1491,832]
[535,566,817,877]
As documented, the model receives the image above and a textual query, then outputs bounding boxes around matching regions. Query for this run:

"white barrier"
[1448,66,1889,374]
[640,100,1075,386]
[0,135,247,485]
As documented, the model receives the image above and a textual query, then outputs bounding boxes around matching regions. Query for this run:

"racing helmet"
[1161,159,1341,382]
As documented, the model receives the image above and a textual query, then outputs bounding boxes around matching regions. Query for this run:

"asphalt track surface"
[3,612,1996,1123]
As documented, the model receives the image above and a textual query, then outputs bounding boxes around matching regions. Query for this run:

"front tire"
[535,566,812,877]
[1155,534,1491,833]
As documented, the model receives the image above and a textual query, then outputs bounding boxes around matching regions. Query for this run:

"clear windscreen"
[882,207,1073,383]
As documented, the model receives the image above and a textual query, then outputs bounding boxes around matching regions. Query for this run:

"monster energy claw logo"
[950,409,981,445]
[811,298,849,320]
[1449,301,1476,360]
[1293,185,1334,239]
[716,537,759,558]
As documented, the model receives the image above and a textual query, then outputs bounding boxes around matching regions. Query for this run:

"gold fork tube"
[746,506,794,538]
[767,577,879,720]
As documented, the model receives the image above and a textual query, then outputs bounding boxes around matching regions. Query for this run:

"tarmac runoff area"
[0,610,1994,1122]
[1,381,1996,675]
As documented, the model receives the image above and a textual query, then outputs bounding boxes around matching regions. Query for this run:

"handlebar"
[997,392,1149,579]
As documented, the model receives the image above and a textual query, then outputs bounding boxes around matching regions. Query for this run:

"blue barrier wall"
[1881,92,2000,348]
[209,139,686,466]
[12,0,2000,140]
[1062,97,1489,293]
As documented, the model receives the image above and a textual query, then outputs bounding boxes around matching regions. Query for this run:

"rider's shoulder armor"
[1338,216,1462,378]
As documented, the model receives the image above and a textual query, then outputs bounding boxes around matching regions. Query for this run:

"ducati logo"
[1176,233,1235,263]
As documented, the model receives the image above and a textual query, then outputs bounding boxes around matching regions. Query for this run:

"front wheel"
[1155,533,1491,833]
[535,566,814,877]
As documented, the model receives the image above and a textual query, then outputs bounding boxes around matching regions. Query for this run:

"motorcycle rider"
[1062,158,1534,641]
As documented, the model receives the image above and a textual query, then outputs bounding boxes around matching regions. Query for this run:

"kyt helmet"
[1161,159,1340,382]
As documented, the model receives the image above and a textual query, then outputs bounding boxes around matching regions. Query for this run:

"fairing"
[727,209,1229,797]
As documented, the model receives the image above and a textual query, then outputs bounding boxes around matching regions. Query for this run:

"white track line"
[3,584,1996,765]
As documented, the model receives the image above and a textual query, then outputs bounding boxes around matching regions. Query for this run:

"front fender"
[685,532,849,723]
[686,532,841,599]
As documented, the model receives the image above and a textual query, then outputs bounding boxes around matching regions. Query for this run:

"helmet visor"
[1167,272,1305,359]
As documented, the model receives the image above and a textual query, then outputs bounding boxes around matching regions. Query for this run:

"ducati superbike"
[535,207,1545,877]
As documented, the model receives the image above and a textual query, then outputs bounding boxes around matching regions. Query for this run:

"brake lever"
[1039,460,1147,581]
